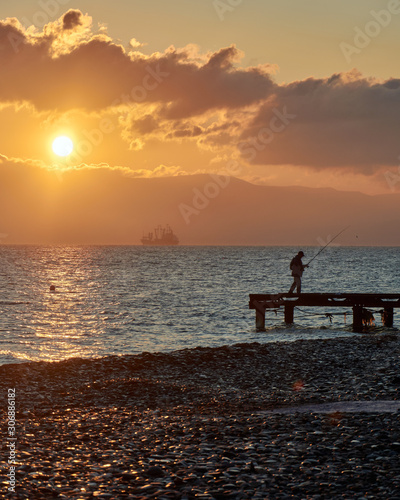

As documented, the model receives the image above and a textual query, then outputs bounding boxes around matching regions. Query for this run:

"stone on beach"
[1,334,400,498]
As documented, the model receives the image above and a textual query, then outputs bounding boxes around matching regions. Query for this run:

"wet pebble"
[1,335,400,498]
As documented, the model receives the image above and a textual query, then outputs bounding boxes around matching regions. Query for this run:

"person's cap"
[298,251,304,256]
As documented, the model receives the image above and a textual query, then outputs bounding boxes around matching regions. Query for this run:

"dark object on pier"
[248,293,400,333]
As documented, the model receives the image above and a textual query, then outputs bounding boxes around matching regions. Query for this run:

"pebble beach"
[2,335,400,499]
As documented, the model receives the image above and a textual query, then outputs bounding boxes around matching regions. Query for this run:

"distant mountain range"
[1,171,400,245]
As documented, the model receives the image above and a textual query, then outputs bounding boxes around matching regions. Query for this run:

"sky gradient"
[1,1,400,243]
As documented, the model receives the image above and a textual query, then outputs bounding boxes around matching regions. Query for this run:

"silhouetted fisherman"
[288,251,308,294]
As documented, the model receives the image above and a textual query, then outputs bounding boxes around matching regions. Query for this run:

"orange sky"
[1,3,400,244]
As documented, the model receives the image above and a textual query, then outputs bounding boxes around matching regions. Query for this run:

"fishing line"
[306,225,350,267]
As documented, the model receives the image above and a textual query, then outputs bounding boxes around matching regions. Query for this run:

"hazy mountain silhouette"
[1,170,399,245]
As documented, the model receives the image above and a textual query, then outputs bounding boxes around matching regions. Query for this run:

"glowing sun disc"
[52,136,73,157]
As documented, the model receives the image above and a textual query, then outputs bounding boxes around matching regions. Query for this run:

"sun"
[52,136,74,157]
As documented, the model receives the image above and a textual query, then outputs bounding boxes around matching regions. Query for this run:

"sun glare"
[52,136,74,157]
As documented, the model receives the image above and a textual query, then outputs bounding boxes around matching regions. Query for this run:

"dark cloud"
[204,45,241,69]
[382,78,400,90]
[62,10,84,31]
[132,114,159,135]
[0,13,275,115]
[158,48,275,119]
[166,125,203,139]
[238,73,400,169]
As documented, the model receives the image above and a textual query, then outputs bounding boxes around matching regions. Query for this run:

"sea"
[0,246,399,366]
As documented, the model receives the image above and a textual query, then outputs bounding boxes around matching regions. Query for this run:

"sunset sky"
[1,1,400,244]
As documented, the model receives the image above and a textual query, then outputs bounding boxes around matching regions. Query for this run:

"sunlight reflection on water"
[0,245,399,364]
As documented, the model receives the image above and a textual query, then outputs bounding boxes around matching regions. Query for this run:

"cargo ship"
[141,225,179,246]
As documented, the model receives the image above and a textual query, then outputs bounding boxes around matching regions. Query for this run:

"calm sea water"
[0,246,399,365]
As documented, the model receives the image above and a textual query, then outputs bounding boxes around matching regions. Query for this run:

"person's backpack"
[290,257,295,270]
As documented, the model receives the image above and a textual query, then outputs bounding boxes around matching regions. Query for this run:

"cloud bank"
[1,10,399,174]
[240,72,400,169]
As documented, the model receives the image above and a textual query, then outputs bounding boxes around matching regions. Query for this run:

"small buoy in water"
[50,285,56,292]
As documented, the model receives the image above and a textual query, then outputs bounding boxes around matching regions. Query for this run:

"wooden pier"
[249,293,400,332]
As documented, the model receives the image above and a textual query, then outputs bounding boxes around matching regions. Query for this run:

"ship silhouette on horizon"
[141,225,179,246]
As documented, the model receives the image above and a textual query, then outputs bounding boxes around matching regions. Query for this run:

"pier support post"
[383,307,394,327]
[284,304,294,324]
[255,309,265,330]
[353,305,363,333]
[253,301,265,330]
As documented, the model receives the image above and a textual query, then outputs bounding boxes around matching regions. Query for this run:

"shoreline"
[1,335,400,498]
[0,328,361,369]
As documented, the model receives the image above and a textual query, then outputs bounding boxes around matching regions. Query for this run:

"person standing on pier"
[288,251,308,294]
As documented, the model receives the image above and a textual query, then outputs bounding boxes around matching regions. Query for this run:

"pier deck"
[249,293,400,332]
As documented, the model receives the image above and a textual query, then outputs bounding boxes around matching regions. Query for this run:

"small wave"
[0,301,31,305]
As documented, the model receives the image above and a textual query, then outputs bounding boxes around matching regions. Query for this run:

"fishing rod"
[306,225,350,267]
